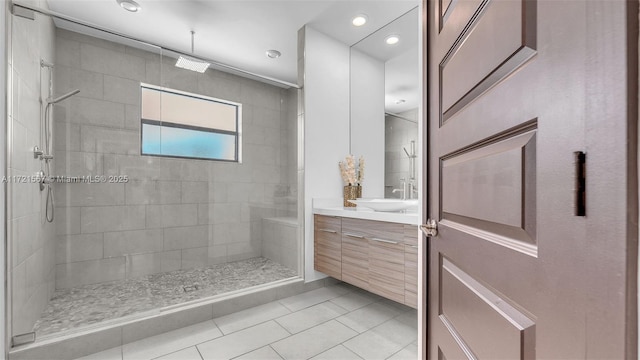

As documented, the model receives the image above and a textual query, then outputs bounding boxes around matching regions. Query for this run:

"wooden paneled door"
[425,0,638,358]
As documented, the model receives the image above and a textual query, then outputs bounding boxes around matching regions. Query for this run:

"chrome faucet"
[392,178,407,200]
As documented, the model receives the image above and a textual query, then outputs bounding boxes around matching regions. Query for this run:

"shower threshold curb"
[8,276,336,360]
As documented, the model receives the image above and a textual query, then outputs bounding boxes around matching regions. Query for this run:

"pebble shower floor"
[32,257,297,337]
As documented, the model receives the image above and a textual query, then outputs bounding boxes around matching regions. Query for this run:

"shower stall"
[6,2,302,353]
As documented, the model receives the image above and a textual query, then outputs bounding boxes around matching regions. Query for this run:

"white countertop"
[312,198,420,225]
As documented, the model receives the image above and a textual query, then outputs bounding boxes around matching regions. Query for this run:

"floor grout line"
[195,344,205,360]
[77,284,417,360]
[269,344,285,360]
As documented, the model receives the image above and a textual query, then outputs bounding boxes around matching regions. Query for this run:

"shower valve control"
[33,146,44,159]
[35,170,46,191]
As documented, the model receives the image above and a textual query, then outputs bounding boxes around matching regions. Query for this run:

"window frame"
[139,83,243,163]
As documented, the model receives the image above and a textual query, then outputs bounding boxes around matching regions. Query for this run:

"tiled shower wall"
[384,109,419,198]
[9,5,57,335]
[53,29,297,289]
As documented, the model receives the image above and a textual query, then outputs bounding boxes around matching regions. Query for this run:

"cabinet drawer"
[342,234,369,289]
[342,218,404,243]
[404,244,419,309]
[369,238,405,304]
[315,215,341,232]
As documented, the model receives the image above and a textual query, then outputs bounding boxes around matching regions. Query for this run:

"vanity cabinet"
[314,214,419,308]
[313,215,342,279]
[404,226,419,308]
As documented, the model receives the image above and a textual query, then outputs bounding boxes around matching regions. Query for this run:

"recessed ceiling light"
[385,35,400,45]
[266,49,282,59]
[395,99,406,105]
[116,0,141,12]
[352,15,368,27]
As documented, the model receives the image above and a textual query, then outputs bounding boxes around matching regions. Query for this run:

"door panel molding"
[439,124,537,251]
[441,131,535,229]
[440,217,537,257]
[439,0,537,124]
[438,314,478,359]
[439,0,455,30]
[440,257,535,359]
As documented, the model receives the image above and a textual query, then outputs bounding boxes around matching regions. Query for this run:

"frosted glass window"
[140,84,241,162]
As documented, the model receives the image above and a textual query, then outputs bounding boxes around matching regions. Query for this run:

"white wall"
[302,26,350,281]
[350,48,385,198]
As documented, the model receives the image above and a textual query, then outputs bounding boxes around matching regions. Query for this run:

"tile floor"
[75,283,418,360]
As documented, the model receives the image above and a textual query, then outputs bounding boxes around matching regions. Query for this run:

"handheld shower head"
[47,89,80,104]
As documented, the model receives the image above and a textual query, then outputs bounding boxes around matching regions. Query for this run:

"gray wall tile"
[56,183,125,207]
[104,229,164,257]
[56,233,104,264]
[55,207,81,235]
[146,204,198,228]
[181,182,209,203]
[80,43,145,80]
[124,104,140,130]
[181,245,227,269]
[125,180,181,205]
[164,225,209,250]
[55,257,126,289]
[81,126,138,155]
[103,75,140,105]
[81,205,146,233]
[54,121,81,152]
[54,65,104,100]
[69,97,125,128]
[54,151,103,177]
[55,35,81,68]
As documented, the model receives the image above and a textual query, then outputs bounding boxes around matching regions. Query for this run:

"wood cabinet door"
[369,238,406,304]
[313,215,342,279]
[341,233,369,289]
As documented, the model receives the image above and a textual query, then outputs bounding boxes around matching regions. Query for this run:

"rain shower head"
[175,31,210,73]
[176,56,210,73]
[47,89,80,104]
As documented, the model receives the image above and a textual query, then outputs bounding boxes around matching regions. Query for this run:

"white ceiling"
[352,7,419,113]
[45,0,419,85]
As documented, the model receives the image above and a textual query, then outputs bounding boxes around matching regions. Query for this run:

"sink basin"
[348,198,418,212]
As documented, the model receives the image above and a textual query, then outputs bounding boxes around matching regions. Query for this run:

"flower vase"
[343,185,362,207]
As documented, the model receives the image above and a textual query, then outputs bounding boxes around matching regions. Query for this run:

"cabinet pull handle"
[371,237,399,244]
[344,232,365,239]
[318,228,337,233]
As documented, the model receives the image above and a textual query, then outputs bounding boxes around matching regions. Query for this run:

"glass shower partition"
[8,6,300,345]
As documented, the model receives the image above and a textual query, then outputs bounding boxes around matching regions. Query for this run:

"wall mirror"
[350,7,420,199]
